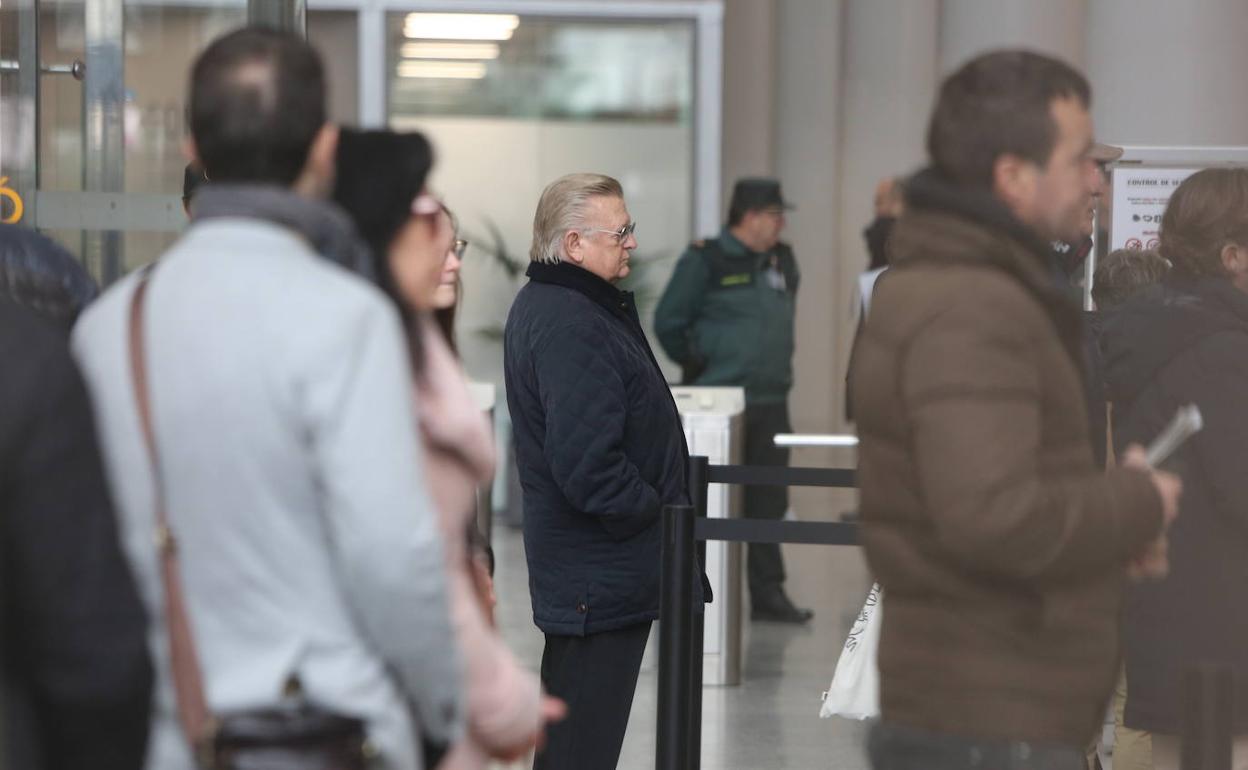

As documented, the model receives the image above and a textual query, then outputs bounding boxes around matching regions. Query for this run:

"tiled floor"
[491,456,874,770]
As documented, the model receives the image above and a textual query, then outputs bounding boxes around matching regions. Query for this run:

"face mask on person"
[863,216,896,271]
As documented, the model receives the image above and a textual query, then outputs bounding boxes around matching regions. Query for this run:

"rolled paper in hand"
[1145,404,1203,467]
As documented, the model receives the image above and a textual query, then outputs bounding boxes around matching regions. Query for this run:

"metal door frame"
[8,0,305,281]
[8,0,718,264]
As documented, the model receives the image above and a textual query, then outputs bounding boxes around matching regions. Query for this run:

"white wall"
[1087,0,1248,146]
[939,0,1087,72]
[394,116,694,388]
[773,0,842,434]
[720,0,776,210]
[832,0,939,427]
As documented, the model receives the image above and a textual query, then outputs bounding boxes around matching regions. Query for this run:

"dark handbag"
[128,268,371,770]
[212,695,369,770]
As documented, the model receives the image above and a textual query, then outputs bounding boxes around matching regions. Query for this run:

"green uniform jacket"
[654,227,798,405]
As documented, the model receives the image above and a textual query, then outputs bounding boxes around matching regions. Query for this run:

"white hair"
[530,173,624,264]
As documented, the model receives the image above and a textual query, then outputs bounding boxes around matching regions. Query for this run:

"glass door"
[1,0,249,286]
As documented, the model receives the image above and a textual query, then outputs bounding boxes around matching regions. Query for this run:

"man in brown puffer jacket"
[850,50,1182,770]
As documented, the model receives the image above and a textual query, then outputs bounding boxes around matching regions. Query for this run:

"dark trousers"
[744,401,791,598]
[533,622,652,770]
[869,723,1086,770]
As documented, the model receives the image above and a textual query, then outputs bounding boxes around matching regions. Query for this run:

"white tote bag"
[819,583,882,720]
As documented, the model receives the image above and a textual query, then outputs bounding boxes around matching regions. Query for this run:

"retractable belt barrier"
[656,455,858,770]
[655,456,1236,770]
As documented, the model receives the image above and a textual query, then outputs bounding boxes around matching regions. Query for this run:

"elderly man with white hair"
[503,173,702,770]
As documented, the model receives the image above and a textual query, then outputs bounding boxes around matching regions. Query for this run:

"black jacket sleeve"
[1178,331,1248,537]
[0,312,153,770]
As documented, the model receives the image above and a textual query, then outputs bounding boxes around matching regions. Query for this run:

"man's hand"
[1122,444,1182,527]
[490,694,568,762]
[1127,534,1169,581]
[533,696,568,753]
[1121,444,1181,581]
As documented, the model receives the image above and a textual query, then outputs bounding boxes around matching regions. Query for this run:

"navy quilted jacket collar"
[526,260,674,386]
[526,260,637,324]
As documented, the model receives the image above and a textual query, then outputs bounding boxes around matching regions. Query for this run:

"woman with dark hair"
[332,129,560,770]
[431,208,466,352]
[0,224,98,329]
[427,213,498,614]
[1102,167,1248,769]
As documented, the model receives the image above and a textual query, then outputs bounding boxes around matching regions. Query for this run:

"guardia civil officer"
[655,177,812,623]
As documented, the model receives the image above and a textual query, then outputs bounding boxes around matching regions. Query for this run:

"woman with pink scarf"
[333,129,564,769]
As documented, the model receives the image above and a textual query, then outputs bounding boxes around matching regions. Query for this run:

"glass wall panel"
[387,11,696,388]
[5,2,247,279]
[0,1,37,227]
[309,10,360,126]
[117,2,246,274]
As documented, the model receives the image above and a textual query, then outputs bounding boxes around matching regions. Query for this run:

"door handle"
[0,59,86,81]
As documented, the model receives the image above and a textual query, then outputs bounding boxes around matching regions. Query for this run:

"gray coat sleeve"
[306,299,464,745]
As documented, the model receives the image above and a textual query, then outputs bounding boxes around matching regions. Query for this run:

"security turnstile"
[672,386,745,686]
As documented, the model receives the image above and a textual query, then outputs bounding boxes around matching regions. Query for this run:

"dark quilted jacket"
[505,261,691,635]
[1102,276,1248,734]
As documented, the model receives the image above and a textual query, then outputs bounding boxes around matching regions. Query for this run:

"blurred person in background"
[1101,168,1248,770]
[1083,246,1170,770]
[654,176,811,624]
[181,162,208,217]
[0,297,153,770]
[1093,248,1169,312]
[333,128,562,770]
[863,177,906,277]
[1060,142,1121,472]
[851,50,1179,770]
[846,176,905,423]
[72,29,461,770]
[425,193,499,626]
[506,173,703,769]
[1052,142,1121,295]
[0,224,98,330]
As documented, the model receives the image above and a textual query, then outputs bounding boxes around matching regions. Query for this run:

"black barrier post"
[657,504,695,770]
[656,460,859,770]
[1181,664,1233,770]
[687,456,710,770]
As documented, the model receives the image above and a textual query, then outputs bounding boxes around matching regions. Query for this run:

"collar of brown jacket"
[892,168,1087,373]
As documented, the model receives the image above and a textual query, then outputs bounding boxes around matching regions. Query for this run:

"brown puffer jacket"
[850,170,1164,748]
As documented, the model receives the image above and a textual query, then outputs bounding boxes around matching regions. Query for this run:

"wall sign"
[1110,167,1198,252]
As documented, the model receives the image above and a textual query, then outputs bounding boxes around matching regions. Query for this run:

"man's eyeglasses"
[583,221,637,243]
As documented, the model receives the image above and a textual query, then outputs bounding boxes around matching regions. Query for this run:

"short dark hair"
[0,224,98,329]
[1160,167,1248,279]
[927,50,1091,188]
[189,27,326,186]
[182,162,208,204]
[1092,248,1169,309]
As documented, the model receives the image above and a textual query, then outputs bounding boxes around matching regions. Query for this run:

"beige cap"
[1089,142,1124,163]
